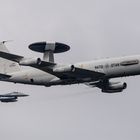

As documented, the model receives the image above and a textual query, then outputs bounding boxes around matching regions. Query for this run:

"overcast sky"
[0,0,140,140]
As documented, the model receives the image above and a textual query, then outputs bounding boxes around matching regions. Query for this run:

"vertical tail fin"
[0,42,20,74]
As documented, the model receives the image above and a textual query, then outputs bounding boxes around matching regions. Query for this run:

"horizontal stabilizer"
[0,73,11,79]
[0,51,23,62]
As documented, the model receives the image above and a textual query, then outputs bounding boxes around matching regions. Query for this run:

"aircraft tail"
[0,42,20,74]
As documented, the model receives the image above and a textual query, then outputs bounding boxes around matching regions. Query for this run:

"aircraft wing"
[0,51,105,80]
[0,51,55,66]
[31,64,105,81]
[58,67,105,80]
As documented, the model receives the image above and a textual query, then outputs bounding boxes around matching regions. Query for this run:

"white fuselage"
[5,55,140,86]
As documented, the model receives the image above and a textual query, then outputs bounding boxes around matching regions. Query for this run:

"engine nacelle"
[53,65,75,73]
[102,82,127,93]
[19,58,42,66]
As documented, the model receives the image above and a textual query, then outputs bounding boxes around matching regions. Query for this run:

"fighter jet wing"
[2,92,29,97]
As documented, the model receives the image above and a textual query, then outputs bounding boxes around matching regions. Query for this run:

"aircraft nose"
[17,93,29,97]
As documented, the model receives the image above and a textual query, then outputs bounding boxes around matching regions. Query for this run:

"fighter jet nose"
[25,94,29,97]
[21,94,29,97]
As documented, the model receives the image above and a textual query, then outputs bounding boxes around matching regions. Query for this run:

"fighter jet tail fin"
[0,42,21,74]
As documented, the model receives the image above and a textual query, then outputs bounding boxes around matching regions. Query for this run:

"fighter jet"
[0,41,139,93]
[0,92,29,103]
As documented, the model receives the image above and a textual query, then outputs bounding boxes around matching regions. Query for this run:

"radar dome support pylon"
[28,42,70,63]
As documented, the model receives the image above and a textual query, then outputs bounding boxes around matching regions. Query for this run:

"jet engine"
[53,65,75,73]
[19,58,42,66]
[101,82,127,93]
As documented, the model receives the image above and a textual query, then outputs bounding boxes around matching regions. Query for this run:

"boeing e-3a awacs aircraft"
[0,41,139,93]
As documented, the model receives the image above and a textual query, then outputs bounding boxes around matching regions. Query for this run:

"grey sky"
[0,0,140,140]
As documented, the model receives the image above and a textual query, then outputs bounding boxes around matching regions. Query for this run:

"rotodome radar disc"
[29,42,70,53]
